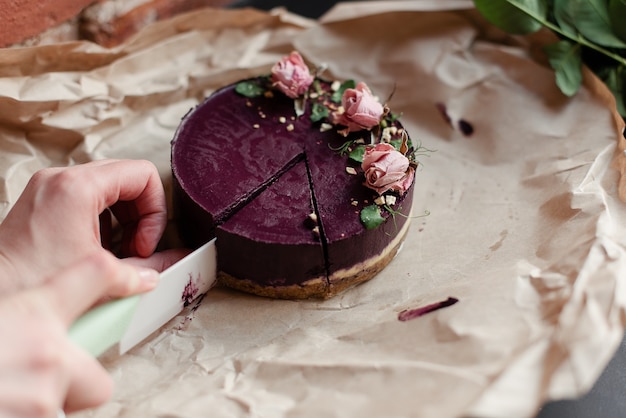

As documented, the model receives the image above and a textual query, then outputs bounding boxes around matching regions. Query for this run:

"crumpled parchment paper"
[1,2,625,417]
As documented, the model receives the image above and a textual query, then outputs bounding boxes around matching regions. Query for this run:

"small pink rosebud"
[333,82,384,134]
[361,143,414,195]
[271,51,314,99]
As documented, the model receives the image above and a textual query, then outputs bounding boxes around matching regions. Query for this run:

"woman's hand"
[0,251,159,417]
[0,159,186,293]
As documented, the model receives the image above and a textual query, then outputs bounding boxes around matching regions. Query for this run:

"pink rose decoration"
[271,51,314,99]
[333,82,384,134]
[361,143,415,195]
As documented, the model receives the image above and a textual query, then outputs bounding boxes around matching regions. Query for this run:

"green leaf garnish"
[331,80,357,103]
[329,139,355,155]
[360,204,385,229]
[387,112,401,123]
[543,40,583,96]
[349,145,366,162]
[390,139,403,151]
[311,102,330,123]
[235,80,266,98]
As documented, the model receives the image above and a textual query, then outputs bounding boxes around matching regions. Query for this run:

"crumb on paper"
[458,119,474,136]
[435,102,474,136]
[435,102,452,126]
[398,297,459,321]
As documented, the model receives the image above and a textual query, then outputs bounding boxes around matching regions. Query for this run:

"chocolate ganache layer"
[171,61,417,299]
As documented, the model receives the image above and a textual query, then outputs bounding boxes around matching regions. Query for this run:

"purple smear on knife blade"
[181,273,200,307]
[398,297,459,321]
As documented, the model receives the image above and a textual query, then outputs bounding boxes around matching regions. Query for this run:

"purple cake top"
[172,51,424,237]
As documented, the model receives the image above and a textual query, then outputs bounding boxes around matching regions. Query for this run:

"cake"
[171,51,420,299]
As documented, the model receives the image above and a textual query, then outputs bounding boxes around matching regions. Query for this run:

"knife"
[69,238,217,356]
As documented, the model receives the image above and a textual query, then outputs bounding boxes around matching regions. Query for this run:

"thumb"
[121,248,192,273]
[42,251,159,327]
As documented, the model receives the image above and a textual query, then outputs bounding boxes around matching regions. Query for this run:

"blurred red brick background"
[0,0,235,48]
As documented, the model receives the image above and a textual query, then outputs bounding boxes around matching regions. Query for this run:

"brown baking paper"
[0,2,624,418]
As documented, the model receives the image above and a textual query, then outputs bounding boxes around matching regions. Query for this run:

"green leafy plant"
[473,0,626,117]
[360,204,385,229]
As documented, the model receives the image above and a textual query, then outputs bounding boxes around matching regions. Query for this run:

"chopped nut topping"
[351,200,359,206]
[382,128,392,142]
[246,100,253,107]
[304,212,319,229]
[278,116,287,123]
[320,123,333,132]
[253,124,260,129]
[331,80,341,91]
[312,226,320,237]
[345,167,357,175]
[355,138,365,144]
[389,126,398,135]
[374,196,386,206]
[385,195,397,206]
[264,91,274,98]
[286,123,295,132]
[310,92,319,99]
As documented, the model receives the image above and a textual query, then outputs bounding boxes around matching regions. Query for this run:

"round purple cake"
[171,52,417,299]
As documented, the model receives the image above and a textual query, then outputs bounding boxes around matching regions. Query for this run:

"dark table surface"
[228,1,626,416]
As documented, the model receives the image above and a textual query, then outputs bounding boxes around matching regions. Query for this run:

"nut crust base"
[217,218,412,300]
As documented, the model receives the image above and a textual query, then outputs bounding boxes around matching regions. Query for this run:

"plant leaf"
[349,145,366,163]
[553,0,581,38]
[311,102,329,123]
[609,0,626,43]
[602,65,626,118]
[235,80,265,98]
[555,0,626,48]
[543,40,584,96]
[473,0,546,34]
[360,204,385,229]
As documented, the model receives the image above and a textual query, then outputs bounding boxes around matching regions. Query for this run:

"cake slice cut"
[171,82,304,247]
[216,159,328,299]
[304,125,414,297]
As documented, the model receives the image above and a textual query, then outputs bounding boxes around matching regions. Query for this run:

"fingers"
[43,251,159,327]
[92,160,168,257]
[0,320,71,418]
[33,159,168,257]
[122,248,192,272]
[63,344,113,413]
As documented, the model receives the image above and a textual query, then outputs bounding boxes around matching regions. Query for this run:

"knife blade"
[69,238,217,356]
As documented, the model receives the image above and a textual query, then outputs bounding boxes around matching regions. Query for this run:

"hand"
[0,251,159,417]
[0,159,186,293]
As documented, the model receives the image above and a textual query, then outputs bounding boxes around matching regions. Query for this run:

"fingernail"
[137,267,160,289]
